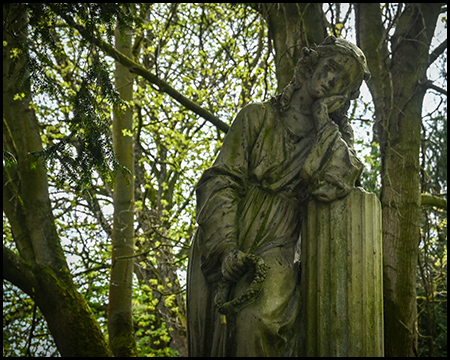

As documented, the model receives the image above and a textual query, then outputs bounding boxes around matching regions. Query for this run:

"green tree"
[4,3,273,356]
[355,4,444,356]
[418,106,447,356]
[3,4,112,356]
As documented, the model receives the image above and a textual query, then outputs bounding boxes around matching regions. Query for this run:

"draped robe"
[187,101,363,356]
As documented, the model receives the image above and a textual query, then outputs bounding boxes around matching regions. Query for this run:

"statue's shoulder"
[228,101,279,141]
[235,101,276,130]
[239,101,275,117]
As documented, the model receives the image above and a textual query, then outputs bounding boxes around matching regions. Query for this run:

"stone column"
[300,187,384,356]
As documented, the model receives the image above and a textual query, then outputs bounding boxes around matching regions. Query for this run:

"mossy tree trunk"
[355,3,442,356]
[3,4,111,356]
[108,25,138,356]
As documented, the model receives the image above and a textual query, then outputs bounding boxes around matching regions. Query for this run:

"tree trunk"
[356,3,442,356]
[3,249,112,357]
[108,25,137,357]
[255,3,326,92]
[3,4,111,356]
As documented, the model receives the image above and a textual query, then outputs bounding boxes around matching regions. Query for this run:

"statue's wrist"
[220,248,237,263]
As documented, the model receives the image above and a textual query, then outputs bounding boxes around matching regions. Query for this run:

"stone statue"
[187,35,371,357]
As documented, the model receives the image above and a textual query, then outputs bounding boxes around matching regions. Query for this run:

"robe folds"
[187,101,363,356]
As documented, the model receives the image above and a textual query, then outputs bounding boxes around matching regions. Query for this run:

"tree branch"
[57,10,230,133]
[418,77,448,96]
[3,246,37,297]
[428,38,447,66]
[3,166,36,264]
[421,193,447,210]
[427,82,447,96]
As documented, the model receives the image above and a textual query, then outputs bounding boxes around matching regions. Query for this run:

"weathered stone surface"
[300,187,384,356]
[187,36,375,357]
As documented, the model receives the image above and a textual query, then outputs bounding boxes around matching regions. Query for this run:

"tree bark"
[356,3,442,356]
[254,3,326,92]
[108,26,138,357]
[3,4,111,356]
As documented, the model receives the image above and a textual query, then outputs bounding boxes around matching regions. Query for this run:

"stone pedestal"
[300,188,384,356]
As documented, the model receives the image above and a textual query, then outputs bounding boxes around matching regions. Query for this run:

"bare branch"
[428,38,447,66]
[419,78,448,96]
[56,10,230,133]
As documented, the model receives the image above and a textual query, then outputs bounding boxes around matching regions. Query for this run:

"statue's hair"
[272,35,371,113]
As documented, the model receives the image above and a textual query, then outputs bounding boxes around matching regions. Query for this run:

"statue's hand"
[312,95,348,130]
[221,249,247,282]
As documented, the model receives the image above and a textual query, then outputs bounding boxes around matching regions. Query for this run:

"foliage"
[3,281,58,357]
[26,4,130,194]
[4,3,274,356]
[417,211,447,357]
[133,283,179,357]
[417,27,447,354]
[3,3,446,357]
[418,107,447,357]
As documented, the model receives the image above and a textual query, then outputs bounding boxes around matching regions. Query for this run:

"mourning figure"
[187,35,371,357]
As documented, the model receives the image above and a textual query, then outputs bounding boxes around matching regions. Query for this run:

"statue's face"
[306,53,362,99]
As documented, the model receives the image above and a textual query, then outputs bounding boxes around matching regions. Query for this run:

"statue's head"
[315,35,371,83]
[275,35,371,112]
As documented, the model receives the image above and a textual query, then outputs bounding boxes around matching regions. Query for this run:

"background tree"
[253,3,326,92]
[355,3,444,356]
[108,23,137,356]
[3,4,112,356]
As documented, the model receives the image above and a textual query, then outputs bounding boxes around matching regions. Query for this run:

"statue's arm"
[302,97,363,202]
[195,104,263,282]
